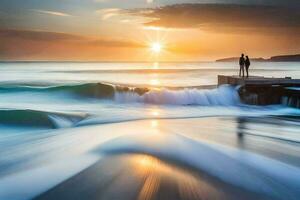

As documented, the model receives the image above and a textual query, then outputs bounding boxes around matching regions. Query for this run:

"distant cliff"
[269,54,300,62]
[216,54,300,62]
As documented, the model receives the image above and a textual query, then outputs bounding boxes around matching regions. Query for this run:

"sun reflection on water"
[129,154,219,200]
[150,79,161,86]
[151,120,159,128]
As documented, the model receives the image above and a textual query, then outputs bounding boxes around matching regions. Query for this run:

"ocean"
[0,61,300,200]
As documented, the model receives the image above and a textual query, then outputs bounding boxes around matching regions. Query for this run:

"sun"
[151,42,162,53]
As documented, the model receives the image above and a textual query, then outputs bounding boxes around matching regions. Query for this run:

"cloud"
[88,39,144,48]
[128,4,300,34]
[0,29,143,47]
[32,9,72,17]
[219,0,300,6]
[0,29,145,60]
[0,29,83,41]
[95,8,121,20]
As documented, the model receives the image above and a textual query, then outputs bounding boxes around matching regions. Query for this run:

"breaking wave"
[114,85,239,105]
[0,83,240,106]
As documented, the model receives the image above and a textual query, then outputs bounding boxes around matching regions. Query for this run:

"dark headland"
[216,54,300,62]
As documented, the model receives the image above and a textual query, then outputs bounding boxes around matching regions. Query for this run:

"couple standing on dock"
[239,54,250,78]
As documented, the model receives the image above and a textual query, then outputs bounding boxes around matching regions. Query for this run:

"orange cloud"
[0,29,146,61]
[129,4,300,35]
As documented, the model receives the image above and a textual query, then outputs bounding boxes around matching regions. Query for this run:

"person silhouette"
[239,54,245,77]
[245,56,250,78]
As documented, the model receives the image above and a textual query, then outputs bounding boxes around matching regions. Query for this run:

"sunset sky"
[0,0,299,61]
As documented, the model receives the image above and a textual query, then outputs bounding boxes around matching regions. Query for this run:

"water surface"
[0,62,300,200]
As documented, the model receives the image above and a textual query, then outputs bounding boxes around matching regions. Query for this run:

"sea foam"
[114,85,240,105]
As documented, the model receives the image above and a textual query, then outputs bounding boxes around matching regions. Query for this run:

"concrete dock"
[218,75,300,108]
[218,75,300,86]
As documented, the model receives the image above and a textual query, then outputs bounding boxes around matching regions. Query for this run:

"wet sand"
[34,154,272,200]
[33,117,300,200]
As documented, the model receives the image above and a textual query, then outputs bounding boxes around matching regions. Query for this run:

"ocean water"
[0,62,300,200]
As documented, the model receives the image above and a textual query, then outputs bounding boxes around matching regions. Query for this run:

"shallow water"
[0,62,300,200]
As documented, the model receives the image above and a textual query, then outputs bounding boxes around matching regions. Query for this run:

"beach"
[0,62,300,200]
[1,118,299,200]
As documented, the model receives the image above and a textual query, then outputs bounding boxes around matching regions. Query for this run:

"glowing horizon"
[0,1,299,61]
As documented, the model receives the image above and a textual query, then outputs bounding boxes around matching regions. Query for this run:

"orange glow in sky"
[0,1,299,61]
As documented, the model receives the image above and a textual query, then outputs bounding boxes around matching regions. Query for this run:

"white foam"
[114,85,240,105]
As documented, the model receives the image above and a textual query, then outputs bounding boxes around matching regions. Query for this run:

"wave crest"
[0,83,239,105]
[115,85,240,105]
